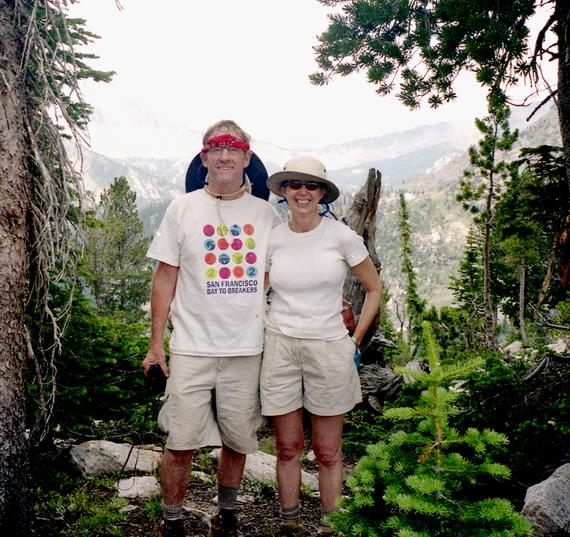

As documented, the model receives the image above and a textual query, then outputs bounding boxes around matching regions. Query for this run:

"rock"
[120,504,138,512]
[402,360,423,385]
[504,341,524,354]
[546,339,568,355]
[70,440,161,478]
[209,449,319,491]
[192,471,213,483]
[522,463,570,536]
[116,475,161,499]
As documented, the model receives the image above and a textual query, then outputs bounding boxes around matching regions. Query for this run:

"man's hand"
[143,346,170,379]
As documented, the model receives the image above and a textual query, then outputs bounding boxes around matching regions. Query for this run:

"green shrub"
[452,352,570,504]
[28,281,162,442]
[330,322,532,537]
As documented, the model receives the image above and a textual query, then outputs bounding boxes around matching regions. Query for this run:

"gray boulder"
[522,463,570,536]
[116,475,161,499]
[209,449,319,491]
[70,440,161,478]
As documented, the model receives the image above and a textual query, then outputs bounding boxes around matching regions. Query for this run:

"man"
[143,120,281,537]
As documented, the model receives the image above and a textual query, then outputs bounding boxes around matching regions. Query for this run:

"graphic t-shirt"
[147,190,281,356]
[266,217,369,340]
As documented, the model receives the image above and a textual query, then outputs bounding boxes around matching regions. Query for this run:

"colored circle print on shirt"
[243,224,255,235]
[204,253,216,265]
[216,224,229,236]
[203,224,215,237]
[230,224,241,236]
[204,239,216,251]
[245,252,257,264]
[219,253,230,265]
[246,267,257,277]
[231,238,243,250]
[205,267,217,279]
[245,238,256,250]
[218,238,229,250]
[232,252,243,264]
[233,266,244,278]
[219,267,231,279]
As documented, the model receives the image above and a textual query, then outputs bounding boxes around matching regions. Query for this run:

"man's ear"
[200,152,208,168]
[243,150,252,168]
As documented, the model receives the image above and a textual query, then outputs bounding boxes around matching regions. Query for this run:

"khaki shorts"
[158,353,262,453]
[260,332,362,417]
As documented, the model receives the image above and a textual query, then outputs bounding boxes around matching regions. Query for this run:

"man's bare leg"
[160,448,194,506]
[217,443,246,487]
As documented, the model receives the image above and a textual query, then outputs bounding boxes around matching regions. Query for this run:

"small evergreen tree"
[82,176,152,322]
[330,321,532,537]
[449,227,484,317]
[398,191,426,347]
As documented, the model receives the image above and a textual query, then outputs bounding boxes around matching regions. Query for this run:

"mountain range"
[77,104,560,312]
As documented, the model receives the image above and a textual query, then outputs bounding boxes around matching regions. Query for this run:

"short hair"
[202,120,251,145]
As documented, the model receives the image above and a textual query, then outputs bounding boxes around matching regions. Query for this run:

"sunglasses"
[281,180,323,191]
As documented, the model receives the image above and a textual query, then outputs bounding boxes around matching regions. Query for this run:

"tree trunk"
[555,0,570,302]
[0,3,32,534]
[483,186,496,349]
[342,168,383,314]
[535,235,557,314]
[519,264,527,341]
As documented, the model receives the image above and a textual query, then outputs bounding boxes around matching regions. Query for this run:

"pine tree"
[1,2,112,530]
[82,176,152,322]
[330,321,532,537]
[496,145,567,312]
[449,228,484,317]
[456,99,518,348]
[311,0,570,301]
[398,191,425,346]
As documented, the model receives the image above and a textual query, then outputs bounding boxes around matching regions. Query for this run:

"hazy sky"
[71,0,551,159]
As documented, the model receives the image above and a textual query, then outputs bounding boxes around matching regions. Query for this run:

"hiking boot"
[208,509,239,537]
[159,518,185,537]
[277,522,308,537]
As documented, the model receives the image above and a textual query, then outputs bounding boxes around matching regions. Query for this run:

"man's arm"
[143,261,179,377]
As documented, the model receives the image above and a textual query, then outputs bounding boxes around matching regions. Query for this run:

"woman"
[261,156,382,537]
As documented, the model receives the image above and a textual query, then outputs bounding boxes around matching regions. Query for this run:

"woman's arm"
[350,257,382,346]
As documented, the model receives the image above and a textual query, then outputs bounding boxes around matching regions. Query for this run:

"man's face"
[200,127,251,191]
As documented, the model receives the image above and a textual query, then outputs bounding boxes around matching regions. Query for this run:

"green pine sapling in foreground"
[330,321,532,537]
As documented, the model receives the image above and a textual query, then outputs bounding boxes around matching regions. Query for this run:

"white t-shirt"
[266,217,369,340]
[147,190,281,356]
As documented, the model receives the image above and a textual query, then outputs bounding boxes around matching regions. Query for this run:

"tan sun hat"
[266,155,340,204]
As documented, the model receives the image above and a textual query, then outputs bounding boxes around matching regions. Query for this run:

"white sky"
[70,0,553,159]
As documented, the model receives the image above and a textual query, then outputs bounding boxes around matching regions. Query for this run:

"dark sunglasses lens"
[286,180,303,190]
[284,180,321,191]
[304,182,320,191]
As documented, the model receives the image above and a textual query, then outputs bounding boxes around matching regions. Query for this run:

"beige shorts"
[158,353,262,453]
[260,332,362,417]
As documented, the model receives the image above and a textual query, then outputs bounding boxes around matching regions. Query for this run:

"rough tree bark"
[555,1,570,301]
[342,168,382,312]
[0,4,32,534]
[341,168,395,362]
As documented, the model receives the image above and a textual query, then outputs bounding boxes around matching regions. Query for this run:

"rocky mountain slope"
[376,106,561,312]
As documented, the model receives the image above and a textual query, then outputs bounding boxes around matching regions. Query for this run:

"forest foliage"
[6,1,569,536]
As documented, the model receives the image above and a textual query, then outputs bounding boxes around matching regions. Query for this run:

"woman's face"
[281,179,326,216]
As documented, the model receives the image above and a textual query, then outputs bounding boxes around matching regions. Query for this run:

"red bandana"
[201,134,250,154]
